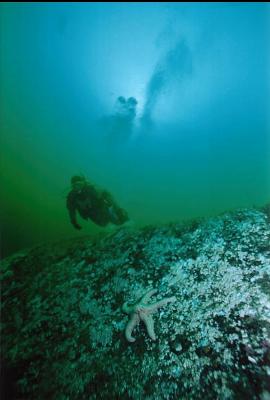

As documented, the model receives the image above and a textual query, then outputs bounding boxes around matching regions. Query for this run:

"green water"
[1,3,269,258]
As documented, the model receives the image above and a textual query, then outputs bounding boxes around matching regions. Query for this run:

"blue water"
[0,2,269,257]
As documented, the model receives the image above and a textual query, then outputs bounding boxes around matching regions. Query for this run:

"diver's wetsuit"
[66,184,128,229]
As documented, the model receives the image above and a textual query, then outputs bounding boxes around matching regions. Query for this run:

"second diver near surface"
[66,175,129,230]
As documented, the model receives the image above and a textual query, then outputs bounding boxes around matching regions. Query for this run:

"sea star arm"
[122,301,134,314]
[140,314,156,340]
[141,289,158,303]
[125,313,140,342]
[147,296,176,312]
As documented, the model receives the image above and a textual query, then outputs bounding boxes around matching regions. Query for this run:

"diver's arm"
[66,194,82,230]
[70,210,82,230]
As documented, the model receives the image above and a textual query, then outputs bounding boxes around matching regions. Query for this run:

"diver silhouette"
[66,176,129,230]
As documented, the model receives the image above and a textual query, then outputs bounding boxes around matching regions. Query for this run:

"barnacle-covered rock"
[1,206,270,399]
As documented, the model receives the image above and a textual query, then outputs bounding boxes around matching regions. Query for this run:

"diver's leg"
[100,191,129,225]
[88,211,109,227]
[108,206,129,225]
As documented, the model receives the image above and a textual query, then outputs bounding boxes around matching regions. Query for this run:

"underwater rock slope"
[1,207,270,400]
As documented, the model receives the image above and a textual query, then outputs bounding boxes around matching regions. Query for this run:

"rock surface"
[1,207,270,399]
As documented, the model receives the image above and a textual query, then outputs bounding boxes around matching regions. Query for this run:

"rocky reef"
[1,207,270,399]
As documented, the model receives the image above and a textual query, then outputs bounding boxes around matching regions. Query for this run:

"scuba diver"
[66,175,129,230]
